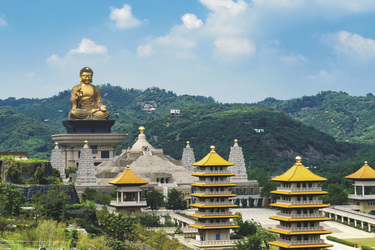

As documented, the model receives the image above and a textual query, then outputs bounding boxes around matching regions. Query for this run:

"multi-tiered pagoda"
[268,156,332,250]
[189,146,239,247]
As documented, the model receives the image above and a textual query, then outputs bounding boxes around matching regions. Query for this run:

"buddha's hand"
[77,88,83,98]
[99,105,107,112]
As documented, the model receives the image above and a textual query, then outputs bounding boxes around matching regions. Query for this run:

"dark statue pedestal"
[62,120,115,134]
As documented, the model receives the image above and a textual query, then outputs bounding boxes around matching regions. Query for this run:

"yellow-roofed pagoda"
[268,156,332,250]
[189,145,239,248]
[346,161,375,212]
[108,165,148,215]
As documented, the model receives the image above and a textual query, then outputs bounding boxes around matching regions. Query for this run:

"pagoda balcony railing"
[195,170,231,174]
[277,187,322,192]
[348,194,375,199]
[110,201,147,206]
[195,211,232,216]
[276,225,324,231]
[195,180,231,184]
[198,201,233,206]
[195,191,232,195]
[276,212,324,218]
[276,239,324,245]
[276,199,323,205]
[195,221,233,226]
[188,239,237,246]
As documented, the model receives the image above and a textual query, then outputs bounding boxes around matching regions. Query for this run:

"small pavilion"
[346,161,375,213]
[108,165,148,215]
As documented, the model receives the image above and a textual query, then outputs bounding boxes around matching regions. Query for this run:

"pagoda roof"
[108,166,148,185]
[272,156,326,182]
[193,146,234,166]
[346,161,375,180]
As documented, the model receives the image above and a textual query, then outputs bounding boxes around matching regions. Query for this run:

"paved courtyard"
[233,208,375,249]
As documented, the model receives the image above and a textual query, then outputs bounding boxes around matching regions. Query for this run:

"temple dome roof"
[346,161,375,180]
[108,165,148,185]
[193,146,234,166]
[272,156,327,182]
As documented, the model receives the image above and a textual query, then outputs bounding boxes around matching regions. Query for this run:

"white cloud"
[214,37,255,57]
[279,54,308,65]
[324,31,375,61]
[308,69,337,81]
[110,4,141,29]
[46,54,62,65]
[200,0,249,36]
[0,14,7,27]
[200,0,248,15]
[181,13,203,29]
[137,44,154,58]
[26,71,37,80]
[155,35,196,49]
[69,38,108,55]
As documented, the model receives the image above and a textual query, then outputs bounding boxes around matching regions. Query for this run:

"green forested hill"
[0,107,59,159]
[252,91,375,142]
[122,104,355,175]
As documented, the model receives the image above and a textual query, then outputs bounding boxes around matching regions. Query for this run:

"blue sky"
[2,0,375,103]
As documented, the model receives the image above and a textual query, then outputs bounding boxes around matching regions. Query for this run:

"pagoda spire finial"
[210,145,215,152]
[139,126,145,134]
[295,156,302,164]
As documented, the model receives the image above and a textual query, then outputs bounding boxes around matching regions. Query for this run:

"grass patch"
[346,238,375,247]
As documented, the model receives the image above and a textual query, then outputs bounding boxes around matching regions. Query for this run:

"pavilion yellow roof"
[192,146,234,166]
[271,156,327,182]
[108,166,148,185]
[346,161,375,180]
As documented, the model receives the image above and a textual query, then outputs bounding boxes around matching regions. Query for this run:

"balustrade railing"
[276,225,324,231]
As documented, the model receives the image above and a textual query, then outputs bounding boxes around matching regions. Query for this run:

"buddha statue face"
[80,72,93,85]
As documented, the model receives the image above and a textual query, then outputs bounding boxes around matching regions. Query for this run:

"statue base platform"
[62,120,115,134]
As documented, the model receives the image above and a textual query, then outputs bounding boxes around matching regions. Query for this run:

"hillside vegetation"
[252,91,375,143]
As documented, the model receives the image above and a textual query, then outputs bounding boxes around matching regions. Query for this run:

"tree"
[42,185,70,221]
[34,166,45,184]
[234,234,262,250]
[146,189,164,211]
[248,197,254,208]
[256,227,277,249]
[100,213,137,242]
[165,189,187,211]
[6,166,20,182]
[322,183,348,205]
[241,198,248,208]
[260,180,279,207]
[0,184,25,217]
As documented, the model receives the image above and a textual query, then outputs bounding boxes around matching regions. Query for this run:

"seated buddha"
[69,67,110,120]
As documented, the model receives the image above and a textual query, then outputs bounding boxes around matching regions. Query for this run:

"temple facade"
[189,146,239,248]
[268,156,332,250]
[346,161,375,213]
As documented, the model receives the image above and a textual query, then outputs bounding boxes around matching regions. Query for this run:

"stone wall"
[0,160,55,182]
[13,184,79,204]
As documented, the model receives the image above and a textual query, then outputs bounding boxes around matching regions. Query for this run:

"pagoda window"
[210,208,214,212]
[221,208,225,212]
[210,167,213,171]
[297,183,300,188]
[220,177,223,181]
[210,177,214,182]
[304,235,308,240]
[244,188,247,193]
[310,209,314,214]
[308,182,313,187]
[210,219,214,223]
[309,196,313,200]
[220,166,223,170]
[297,236,302,241]
[311,235,315,240]
[216,219,220,223]
[303,196,307,201]
[216,233,220,240]
[210,188,214,192]
[221,187,224,191]
[303,183,306,188]
[166,178,170,183]
[297,196,301,201]
[297,222,301,227]
[215,166,218,170]
[310,222,314,227]
[303,209,307,214]
[210,198,214,202]
[156,178,159,182]
[161,178,164,183]
[250,188,253,194]
[304,222,308,227]
[215,177,218,181]
[221,198,224,202]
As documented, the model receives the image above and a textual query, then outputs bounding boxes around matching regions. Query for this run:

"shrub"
[326,236,358,248]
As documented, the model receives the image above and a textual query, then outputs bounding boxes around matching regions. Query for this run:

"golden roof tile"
[192,146,234,166]
[272,156,327,182]
[346,161,375,179]
[108,165,148,185]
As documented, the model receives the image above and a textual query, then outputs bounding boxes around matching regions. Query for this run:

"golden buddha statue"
[69,67,110,120]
